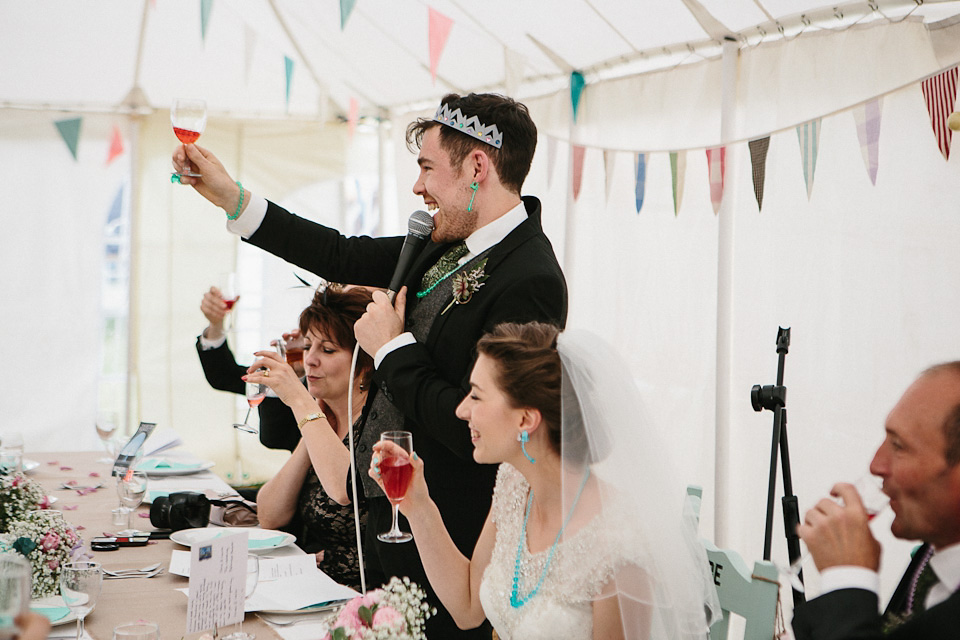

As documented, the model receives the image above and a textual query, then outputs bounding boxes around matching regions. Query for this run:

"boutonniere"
[441,259,488,315]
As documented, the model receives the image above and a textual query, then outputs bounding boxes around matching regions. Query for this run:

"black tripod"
[752,326,805,606]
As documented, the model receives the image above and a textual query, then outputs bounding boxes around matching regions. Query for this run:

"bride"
[370,322,719,639]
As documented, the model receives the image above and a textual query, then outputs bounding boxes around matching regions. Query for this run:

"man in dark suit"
[793,361,960,639]
[175,93,567,638]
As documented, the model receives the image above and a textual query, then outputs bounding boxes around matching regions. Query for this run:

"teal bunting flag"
[201,0,213,42]
[340,0,356,30]
[796,119,821,199]
[284,56,294,109]
[570,71,585,123]
[634,153,646,213]
[54,117,82,161]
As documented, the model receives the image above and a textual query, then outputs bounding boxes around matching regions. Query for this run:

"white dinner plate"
[30,595,77,626]
[22,458,40,473]
[169,527,296,553]
[135,458,215,477]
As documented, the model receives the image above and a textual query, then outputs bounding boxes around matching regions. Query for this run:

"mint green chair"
[687,486,780,640]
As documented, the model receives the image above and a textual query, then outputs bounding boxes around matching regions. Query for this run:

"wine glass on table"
[780,474,890,593]
[378,431,415,543]
[0,555,31,640]
[112,622,159,640]
[222,554,259,640]
[234,380,265,435]
[60,561,102,640]
[116,469,148,535]
[170,98,207,179]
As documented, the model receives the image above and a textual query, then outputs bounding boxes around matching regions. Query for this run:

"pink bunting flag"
[347,97,359,139]
[428,8,454,85]
[106,125,125,166]
[853,98,882,185]
[705,147,725,215]
[921,67,958,161]
[572,145,586,201]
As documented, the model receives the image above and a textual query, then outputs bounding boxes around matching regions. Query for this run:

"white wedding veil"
[558,328,721,640]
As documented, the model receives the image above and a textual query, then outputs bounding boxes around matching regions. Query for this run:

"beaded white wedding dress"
[479,463,636,640]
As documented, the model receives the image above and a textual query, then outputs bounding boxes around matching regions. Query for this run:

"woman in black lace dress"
[252,285,373,589]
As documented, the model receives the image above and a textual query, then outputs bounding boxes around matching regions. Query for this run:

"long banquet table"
[24,451,290,640]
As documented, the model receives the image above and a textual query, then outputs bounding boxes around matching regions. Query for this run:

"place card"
[184,529,247,634]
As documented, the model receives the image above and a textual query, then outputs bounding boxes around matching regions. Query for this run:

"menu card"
[185,530,247,634]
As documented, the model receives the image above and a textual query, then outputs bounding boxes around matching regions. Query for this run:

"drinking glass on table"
[0,555,31,640]
[377,431,415,543]
[116,470,148,535]
[112,622,159,640]
[0,432,24,475]
[223,554,259,640]
[60,561,102,640]
[234,380,265,435]
[780,474,890,592]
[170,98,207,179]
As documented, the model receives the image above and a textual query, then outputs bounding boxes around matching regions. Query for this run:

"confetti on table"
[62,505,78,511]
[60,466,73,471]
[89,472,100,477]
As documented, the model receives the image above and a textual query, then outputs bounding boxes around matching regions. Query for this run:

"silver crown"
[433,103,503,149]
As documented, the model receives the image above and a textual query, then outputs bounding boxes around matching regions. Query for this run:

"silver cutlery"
[103,565,163,579]
[102,562,161,576]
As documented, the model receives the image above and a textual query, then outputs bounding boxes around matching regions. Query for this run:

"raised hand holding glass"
[378,431,414,543]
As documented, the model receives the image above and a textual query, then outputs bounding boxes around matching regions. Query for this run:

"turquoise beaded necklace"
[510,468,591,608]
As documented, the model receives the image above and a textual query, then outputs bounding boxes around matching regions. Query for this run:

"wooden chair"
[687,486,780,640]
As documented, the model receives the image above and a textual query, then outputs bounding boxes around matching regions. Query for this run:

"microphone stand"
[752,326,805,606]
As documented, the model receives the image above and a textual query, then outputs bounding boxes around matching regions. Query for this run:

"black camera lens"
[149,491,211,531]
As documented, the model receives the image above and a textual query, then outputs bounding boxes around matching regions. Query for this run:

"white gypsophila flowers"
[0,508,84,598]
[0,473,50,532]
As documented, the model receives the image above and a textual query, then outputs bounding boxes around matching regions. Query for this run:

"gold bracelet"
[297,411,326,431]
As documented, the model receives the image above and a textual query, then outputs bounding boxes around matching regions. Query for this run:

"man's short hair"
[922,361,960,465]
[406,93,537,195]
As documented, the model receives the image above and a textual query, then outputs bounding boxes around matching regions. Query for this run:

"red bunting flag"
[106,125,125,166]
[572,145,586,201]
[921,67,958,161]
[347,98,359,139]
[706,147,725,215]
[428,8,454,85]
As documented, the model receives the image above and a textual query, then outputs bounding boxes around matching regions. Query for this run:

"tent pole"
[714,38,739,547]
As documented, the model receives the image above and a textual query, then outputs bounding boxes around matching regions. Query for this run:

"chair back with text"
[686,486,779,640]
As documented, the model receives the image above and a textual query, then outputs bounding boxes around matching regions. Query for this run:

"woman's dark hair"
[298,284,375,388]
[406,93,538,195]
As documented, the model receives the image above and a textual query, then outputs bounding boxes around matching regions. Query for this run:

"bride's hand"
[369,441,430,516]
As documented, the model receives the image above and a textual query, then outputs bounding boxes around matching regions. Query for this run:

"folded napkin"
[249,536,286,550]
[30,605,70,623]
[137,458,198,471]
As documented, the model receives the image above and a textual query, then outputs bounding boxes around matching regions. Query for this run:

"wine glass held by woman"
[369,322,720,640]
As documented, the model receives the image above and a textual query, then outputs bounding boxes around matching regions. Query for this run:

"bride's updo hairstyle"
[476,322,598,463]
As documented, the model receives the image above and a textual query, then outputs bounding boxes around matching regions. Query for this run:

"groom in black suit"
[792,362,960,640]
[175,93,567,638]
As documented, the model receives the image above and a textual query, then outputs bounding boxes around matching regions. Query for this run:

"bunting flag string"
[634,153,647,214]
[853,98,882,185]
[340,0,357,30]
[670,151,686,216]
[796,119,821,199]
[572,145,586,201]
[106,125,125,166]
[571,71,586,123]
[921,66,958,161]
[706,147,726,214]
[201,0,213,43]
[748,137,770,211]
[603,150,616,204]
[55,117,82,161]
[428,8,454,85]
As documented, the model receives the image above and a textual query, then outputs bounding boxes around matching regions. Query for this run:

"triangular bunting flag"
[504,48,524,98]
[243,23,256,83]
[572,145,586,201]
[603,149,616,203]
[706,147,726,215]
[347,97,359,139]
[340,0,357,30]
[921,67,958,161]
[853,98,882,185]
[748,137,770,211]
[55,117,82,161]
[284,56,295,110]
[546,136,557,188]
[570,71,586,123]
[106,125,125,166]
[428,8,454,85]
[796,119,821,199]
[107,185,124,225]
[670,151,686,216]
[634,153,647,214]
[200,0,213,43]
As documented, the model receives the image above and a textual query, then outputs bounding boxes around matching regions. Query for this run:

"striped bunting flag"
[796,119,821,199]
[634,153,647,213]
[670,151,686,216]
[749,137,770,211]
[706,147,726,215]
[853,98,882,185]
[921,67,959,161]
[572,145,586,201]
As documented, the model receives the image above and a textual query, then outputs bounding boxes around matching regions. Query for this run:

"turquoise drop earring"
[518,430,536,464]
[467,181,479,212]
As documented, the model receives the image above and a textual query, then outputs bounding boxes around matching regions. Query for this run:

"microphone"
[387,210,435,303]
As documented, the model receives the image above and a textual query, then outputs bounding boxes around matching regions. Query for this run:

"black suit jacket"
[195,337,300,452]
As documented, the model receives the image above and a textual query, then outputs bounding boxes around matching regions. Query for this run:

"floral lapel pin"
[441,259,488,315]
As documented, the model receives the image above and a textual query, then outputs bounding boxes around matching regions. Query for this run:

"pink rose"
[12,475,22,487]
[372,605,404,631]
[41,531,61,551]
[47,557,60,571]
[38,496,51,509]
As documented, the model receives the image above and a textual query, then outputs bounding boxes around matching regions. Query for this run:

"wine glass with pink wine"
[377,431,415,543]
[170,98,207,178]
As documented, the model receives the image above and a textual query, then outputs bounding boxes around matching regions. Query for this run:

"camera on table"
[149,491,211,531]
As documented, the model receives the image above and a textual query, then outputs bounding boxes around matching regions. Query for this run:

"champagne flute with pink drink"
[171,99,206,178]
[234,379,265,435]
[378,431,414,543]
